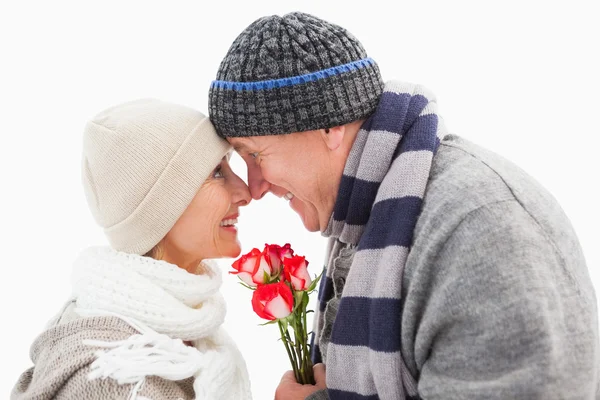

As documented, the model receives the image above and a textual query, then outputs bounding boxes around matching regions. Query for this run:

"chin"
[301,214,321,233]
[228,247,242,258]
[220,242,242,259]
[292,200,321,232]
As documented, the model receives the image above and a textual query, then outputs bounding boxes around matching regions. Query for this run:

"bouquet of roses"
[230,243,321,385]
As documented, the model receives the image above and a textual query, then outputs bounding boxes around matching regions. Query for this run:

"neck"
[319,119,364,231]
[343,119,364,152]
[161,242,206,275]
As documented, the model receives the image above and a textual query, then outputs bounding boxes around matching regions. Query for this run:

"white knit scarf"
[71,246,251,400]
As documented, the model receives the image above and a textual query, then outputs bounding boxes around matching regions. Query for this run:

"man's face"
[229,130,335,232]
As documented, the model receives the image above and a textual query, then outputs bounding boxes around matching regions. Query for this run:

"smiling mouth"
[220,218,238,227]
[284,192,294,201]
[220,212,239,230]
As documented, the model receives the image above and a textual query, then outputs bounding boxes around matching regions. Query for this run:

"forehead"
[228,135,282,152]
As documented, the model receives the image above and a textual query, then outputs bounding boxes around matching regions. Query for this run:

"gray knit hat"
[209,12,384,137]
[82,99,230,255]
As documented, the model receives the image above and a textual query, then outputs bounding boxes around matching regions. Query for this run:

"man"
[209,12,599,400]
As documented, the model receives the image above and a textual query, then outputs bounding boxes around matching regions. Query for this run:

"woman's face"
[163,156,251,267]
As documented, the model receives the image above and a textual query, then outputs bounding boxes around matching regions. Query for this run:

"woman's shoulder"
[13,310,195,399]
[39,301,138,346]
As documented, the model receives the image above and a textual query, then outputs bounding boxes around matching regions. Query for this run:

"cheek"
[202,186,232,227]
[168,184,231,248]
[261,164,278,184]
[262,159,296,187]
[285,170,313,199]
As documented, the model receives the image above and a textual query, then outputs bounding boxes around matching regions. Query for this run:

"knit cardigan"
[11,247,252,400]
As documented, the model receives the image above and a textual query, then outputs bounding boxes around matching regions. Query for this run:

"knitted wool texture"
[82,99,230,254]
[209,12,384,137]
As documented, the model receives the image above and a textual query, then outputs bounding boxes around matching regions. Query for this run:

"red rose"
[230,248,272,286]
[283,256,312,291]
[251,282,294,320]
[264,244,283,276]
[278,243,295,260]
[264,243,295,276]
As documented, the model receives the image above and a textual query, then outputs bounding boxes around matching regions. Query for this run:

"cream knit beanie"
[82,99,230,255]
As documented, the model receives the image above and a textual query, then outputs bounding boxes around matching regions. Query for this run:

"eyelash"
[249,152,259,159]
[213,165,224,178]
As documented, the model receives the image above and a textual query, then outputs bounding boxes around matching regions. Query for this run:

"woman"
[11,99,253,399]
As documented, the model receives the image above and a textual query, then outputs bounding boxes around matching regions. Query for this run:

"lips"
[284,192,294,201]
[220,213,239,227]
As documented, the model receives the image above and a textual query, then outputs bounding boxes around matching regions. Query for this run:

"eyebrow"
[232,143,250,154]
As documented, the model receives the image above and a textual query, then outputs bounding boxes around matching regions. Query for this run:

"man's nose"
[247,165,271,200]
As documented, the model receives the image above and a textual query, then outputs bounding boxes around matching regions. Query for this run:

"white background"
[1,1,598,398]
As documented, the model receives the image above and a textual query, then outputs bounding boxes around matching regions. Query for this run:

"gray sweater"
[11,302,195,399]
[310,135,599,399]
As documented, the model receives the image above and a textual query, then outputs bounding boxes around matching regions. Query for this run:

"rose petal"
[291,276,305,291]
[283,256,312,290]
[297,264,311,288]
[264,245,282,275]
[251,282,293,320]
[264,294,293,319]
[279,244,294,261]
[240,257,258,273]
[252,255,272,284]
[237,272,255,286]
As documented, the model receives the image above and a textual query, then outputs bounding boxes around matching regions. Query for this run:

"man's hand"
[275,363,327,400]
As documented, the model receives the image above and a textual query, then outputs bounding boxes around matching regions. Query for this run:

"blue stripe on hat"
[211,58,376,91]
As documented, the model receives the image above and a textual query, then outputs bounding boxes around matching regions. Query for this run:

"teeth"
[220,218,238,227]
[284,192,294,201]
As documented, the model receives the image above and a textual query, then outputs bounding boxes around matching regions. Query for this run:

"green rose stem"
[284,328,299,374]
[302,306,315,384]
[294,316,303,382]
[278,320,300,382]
[285,327,301,383]
[296,312,308,384]
[299,308,315,384]
[287,296,315,385]
[276,303,315,385]
[235,247,323,385]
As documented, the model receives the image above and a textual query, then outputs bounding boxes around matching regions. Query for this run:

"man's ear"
[322,125,345,151]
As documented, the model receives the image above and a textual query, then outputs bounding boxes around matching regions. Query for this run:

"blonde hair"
[144,240,165,260]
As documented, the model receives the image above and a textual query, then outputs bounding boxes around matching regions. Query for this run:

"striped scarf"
[313,81,447,399]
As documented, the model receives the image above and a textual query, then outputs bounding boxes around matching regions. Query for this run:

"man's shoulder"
[420,134,560,230]
[409,133,580,271]
[427,135,529,212]
[410,134,584,282]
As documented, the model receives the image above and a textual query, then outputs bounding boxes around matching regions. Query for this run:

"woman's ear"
[322,125,345,151]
